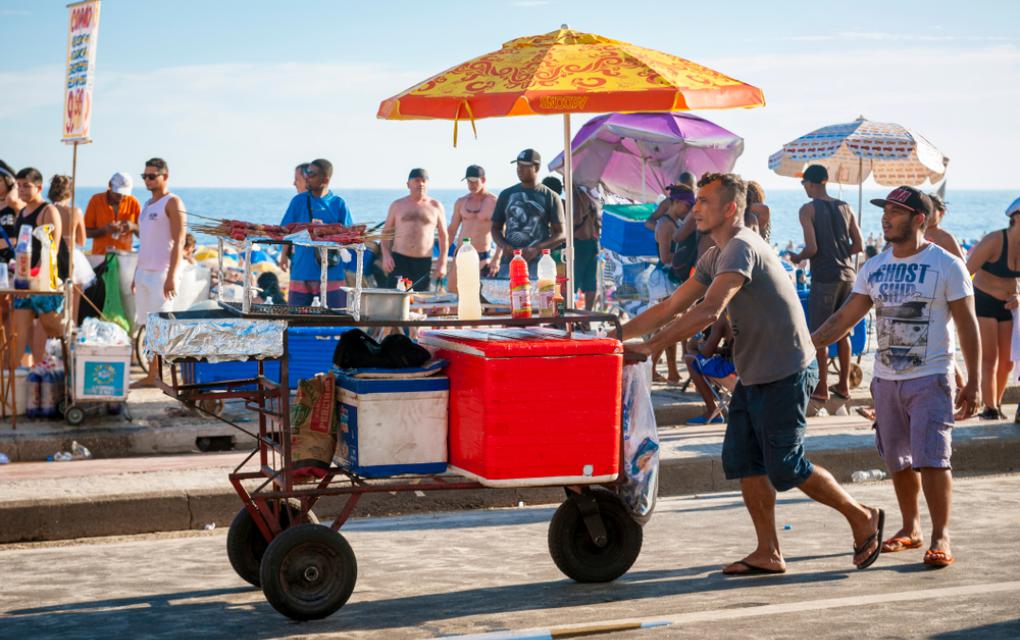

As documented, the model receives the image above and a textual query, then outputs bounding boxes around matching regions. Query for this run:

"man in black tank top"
[788,165,864,402]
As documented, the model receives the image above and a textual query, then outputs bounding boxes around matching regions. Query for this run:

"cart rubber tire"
[260,524,357,621]
[134,325,148,373]
[65,406,86,426]
[548,487,642,583]
[849,362,863,389]
[226,502,319,588]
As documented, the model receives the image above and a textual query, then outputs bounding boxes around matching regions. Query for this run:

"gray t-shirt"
[694,227,814,385]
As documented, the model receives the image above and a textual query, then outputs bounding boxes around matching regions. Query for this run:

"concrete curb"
[4,434,1018,544]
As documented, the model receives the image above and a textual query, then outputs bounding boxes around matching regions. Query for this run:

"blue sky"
[2,0,1018,191]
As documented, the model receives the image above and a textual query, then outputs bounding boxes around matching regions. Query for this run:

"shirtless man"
[447,165,498,292]
[381,168,448,292]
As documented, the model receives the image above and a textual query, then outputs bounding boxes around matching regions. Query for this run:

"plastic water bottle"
[455,238,482,320]
[70,441,93,460]
[40,363,58,419]
[509,250,531,319]
[13,225,32,290]
[25,365,42,418]
[535,249,557,317]
[851,469,887,483]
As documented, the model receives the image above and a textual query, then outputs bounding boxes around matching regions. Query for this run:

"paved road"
[2,474,1019,639]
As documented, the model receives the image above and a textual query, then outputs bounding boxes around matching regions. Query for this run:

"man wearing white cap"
[84,171,141,255]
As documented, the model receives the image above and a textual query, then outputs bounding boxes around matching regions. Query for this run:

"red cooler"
[421,328,622,487]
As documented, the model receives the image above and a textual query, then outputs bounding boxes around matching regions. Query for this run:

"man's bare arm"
[673,213,696,243]
[847,210,864,255]
[949,295,981,416]
[645,199,670,231]
[642,272,746,352]
[790,204,816,263]
[435,204,448,273]
[811,293,872,348]
[620,276,708,341]
[536,221,565,251]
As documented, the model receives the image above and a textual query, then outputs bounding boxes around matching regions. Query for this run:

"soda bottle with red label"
[509,250,531,319]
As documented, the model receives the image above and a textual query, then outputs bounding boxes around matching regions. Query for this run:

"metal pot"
[341,287,411,321]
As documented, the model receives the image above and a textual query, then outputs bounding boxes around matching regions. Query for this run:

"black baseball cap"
[463,165,485,180]
[802,164,828,184]
[408,168,429,181]
[871,186,933,217]
[512,148,541,166]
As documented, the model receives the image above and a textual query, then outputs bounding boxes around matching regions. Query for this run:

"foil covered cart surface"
[145,313,287,363]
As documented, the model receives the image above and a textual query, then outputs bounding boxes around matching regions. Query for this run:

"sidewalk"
[3,411,1018,543]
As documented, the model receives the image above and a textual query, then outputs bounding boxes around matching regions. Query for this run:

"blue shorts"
[690,354,735,379]
[13,294,64,316]
[722,365,818,491]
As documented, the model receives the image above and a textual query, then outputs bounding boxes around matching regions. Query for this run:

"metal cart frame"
[152,308,643,621]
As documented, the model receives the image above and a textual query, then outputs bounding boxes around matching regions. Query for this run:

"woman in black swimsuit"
[965,200,1020,419]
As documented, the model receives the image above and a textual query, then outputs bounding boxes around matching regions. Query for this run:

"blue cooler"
[600,203,658,257]
[336,373,449,478]
[182,326,352,390]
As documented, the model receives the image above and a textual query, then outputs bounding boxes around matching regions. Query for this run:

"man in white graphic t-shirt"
[810,185,980,570]
[131,157,187,388]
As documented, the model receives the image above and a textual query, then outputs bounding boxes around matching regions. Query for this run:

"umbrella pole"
[563,113,575,311]
[856,157,863,270]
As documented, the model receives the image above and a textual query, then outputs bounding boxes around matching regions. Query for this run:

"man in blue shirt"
[278,158,353,307]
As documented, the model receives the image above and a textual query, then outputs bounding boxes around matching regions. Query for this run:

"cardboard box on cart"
[420,329,622,487]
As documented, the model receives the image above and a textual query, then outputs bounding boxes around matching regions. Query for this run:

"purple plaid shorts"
[870,373,954,472]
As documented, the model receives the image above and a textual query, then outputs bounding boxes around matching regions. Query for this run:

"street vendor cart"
[147,237,650,622]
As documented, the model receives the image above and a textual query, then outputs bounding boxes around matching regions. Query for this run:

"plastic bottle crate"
[180,326,352,389]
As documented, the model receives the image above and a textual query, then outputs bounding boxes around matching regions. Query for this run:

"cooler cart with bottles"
[147,240,645,621]
[62,337,133,425]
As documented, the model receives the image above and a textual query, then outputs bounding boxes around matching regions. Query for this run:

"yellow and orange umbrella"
[378,26,765,305]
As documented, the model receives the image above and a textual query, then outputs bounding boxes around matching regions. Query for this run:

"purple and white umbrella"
[549,112,744,202]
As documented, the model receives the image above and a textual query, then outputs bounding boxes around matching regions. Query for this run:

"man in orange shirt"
[85,171,141,254]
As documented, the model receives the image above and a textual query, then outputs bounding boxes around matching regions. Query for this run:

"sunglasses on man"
[141,173,164,180]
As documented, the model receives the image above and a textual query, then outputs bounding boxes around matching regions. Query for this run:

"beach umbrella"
[769,116,949,223]
[547,112,744,203]
[378,25,764,306]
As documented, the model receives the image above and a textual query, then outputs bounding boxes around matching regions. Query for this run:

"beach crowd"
[5,150,1020,575]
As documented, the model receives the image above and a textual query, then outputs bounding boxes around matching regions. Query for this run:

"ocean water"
[73,186,1019,252]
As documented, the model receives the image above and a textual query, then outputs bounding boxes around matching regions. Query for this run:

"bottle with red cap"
[509,250,532,318]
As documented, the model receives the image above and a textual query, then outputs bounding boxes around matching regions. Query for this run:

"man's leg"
[920,468,952,555]
[813,345,830,400]
[684,355,718,419]
[833,336,852,398]
[720,382,784,573]
[884,468,923,549]
[724,475,785,572]
[797,468,882,565]
[665,343,680,384]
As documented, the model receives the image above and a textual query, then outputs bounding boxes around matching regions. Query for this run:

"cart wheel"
[260,524,357,621]
[548,487,642,583]
[134,325,148,373]
[227,502,319,587]
[198,398,224,417]
[65,406,86,426]
[849,363,863,389]
[57,399,68,416]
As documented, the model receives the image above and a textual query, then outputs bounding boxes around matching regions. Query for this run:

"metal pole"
[242,240,253,314]
[856,157,864,271]
[563,113,575,310]
[65,141,79,412]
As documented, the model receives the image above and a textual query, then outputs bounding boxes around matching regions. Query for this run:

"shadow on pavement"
[1,562,858,639]
[930,619,1020,639]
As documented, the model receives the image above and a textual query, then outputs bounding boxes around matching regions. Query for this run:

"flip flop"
[854,508,885,570]
[882,536,923,553]
[722,560,787,576]
[923,549,955,568]
[831,389,851,400]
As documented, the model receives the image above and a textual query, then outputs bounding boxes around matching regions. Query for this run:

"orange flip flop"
[882,536,923,553]
[924,549,955,568]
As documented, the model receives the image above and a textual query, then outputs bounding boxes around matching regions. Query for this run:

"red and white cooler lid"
[420,328,621,358]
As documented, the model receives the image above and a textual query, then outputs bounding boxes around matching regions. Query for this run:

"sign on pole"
[62,0,101,143]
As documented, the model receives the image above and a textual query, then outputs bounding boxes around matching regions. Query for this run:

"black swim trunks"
[388,251,432,291]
